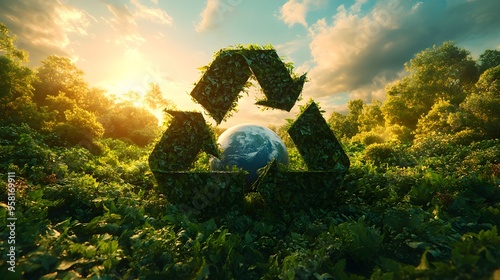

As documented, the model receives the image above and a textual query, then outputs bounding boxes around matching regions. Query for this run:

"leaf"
[29,189,43,200]
[195,259,211,280]
[56,259,85,271]
[103,258,113,271]
[245,231,253,243]
[407,241,426,249]
[313,272,334,279]
[39,272,58,280]
[416,249,430,270]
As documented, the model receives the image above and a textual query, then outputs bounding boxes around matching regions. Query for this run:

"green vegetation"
[191,44,306,123]
[1,22,500,279]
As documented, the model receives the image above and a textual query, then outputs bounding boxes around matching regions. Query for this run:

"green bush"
[364,142,395,164]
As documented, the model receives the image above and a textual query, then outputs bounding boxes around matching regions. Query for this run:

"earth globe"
[210,124,289,185]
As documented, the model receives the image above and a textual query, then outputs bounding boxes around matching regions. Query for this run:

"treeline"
[0,22,173,151]
[325,41,500,147]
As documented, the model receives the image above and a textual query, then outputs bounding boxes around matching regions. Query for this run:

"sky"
[1,0,500,128]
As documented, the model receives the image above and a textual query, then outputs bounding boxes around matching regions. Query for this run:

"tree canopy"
[478,49,500,73]
[0,22,39,128]
[328,41,499,147]
[0,22,169,148]
[381,41,478,129]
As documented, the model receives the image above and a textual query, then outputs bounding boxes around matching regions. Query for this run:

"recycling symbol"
[149,46,350,217]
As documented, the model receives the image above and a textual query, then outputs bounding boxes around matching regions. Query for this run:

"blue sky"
[1,0,499,128]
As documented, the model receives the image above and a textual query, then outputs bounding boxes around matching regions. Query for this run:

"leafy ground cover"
[1,123,499,279]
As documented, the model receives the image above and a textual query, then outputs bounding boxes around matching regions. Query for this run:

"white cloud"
[196,0,222,32]
[303,0,500,105]
[131,0,173,25]
[279,0,308,27]
[195,0,243,32]
[103,0,173,47]
[278,0,325,27]
[105,2,136,32]
[0,0,93,63]
[104,2,144,47]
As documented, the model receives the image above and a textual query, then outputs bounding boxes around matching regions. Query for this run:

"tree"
[475,65,500,94]
[44,92,78,122]
[80,87,114,117]
[100,102,160,146]
[345,99,364,137]
[0,22,28,60]
[382,41,479,130]
[457,66,500,139]
[358,100,384,133]
[144,83,173,111]
[327,99,365,139]
[0,22,41,128]
[33,55,88,106]
[52,107,105,146]
[478,49,500,73]
[328,112,350,139]
[415,99,458,138]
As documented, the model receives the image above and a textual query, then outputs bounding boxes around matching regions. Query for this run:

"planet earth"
[210,124,289,185]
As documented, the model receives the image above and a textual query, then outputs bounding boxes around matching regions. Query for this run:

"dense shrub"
[364,142,396,164]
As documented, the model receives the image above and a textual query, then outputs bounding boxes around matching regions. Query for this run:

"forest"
[1,21,500,279]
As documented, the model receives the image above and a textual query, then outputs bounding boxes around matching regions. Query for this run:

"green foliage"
[149,111,219,172]
[33,55,88,106]
[382,41,478,129]
[327,99,366,139]
[0,22,28,61]
[357,100,384,133]
[363,143,396,165]
[476,65,500,94]
[0,23,40,129]
[30,54,159,148]
[288,101,350,172]
[2,119,500,279]
[478,49,500,73]
[53,107,105,145]
[351,128,385,146]
[459,90,500,139]
[100,102,160,146]
[191,45,306,123]
[415,99,458,138]
[351,124,412,146]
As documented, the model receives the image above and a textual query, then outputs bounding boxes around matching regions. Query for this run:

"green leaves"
[191,51,252,124]
[1,122,500,279]
[190,46,306,124]
[288,101,350,172]
[149,111,219,172]
[382,41,479,130]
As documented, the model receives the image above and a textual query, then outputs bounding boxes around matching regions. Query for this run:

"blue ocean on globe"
[210,124,289,185]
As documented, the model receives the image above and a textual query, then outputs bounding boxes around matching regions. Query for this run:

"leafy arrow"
[148,111,219,172]
[190,47,306,124]
[241,49,307,111]
[287,101,350,172]
[190,51,252,124]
